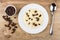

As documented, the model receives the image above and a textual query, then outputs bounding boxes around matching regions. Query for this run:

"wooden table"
[0,0,60,40]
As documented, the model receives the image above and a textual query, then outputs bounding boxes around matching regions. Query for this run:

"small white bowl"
[5,5,17,16]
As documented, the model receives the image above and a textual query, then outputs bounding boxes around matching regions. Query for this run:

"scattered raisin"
[2,16,6,18]
[7,17,10,21]
[3,15,17,34]
[11,22,16,26]
[5,25,7,27]
[9,27,11,30]
[8,20,12,26]
[11,28,16,34]
[5,24,11,30]
[14,26,17,28]
[3,16,8,21]
[5,24,10,27]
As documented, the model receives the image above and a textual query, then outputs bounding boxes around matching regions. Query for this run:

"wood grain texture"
[0,0,60,40]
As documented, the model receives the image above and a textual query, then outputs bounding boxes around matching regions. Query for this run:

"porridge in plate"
[24,9,43,28]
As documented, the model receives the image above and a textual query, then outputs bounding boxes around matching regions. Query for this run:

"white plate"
[18,3,49,34]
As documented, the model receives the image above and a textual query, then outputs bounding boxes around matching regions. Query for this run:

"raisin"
[5,24,10,27]
[11,28,16,34]
[33,23,37,26]
[9,27,11,30]
[29,18,31,20]
[36,13,38,15]
[8,20,12,26]
[11,22,16,26]
[34,10,37,13]
[38,24,40,25]
[32,14,35,16]
[5,24,11,30]
[14,26,17,28]
[26,20,28,21]
[36,17,39,21]
[2,16,8,21]
[39,14,42,17]
[26,13,29,17]
[32,13,38,16]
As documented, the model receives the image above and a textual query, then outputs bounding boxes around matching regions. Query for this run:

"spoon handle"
[50,12,54,35]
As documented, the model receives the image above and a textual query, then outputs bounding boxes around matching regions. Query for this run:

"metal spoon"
[50,3,56,35]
